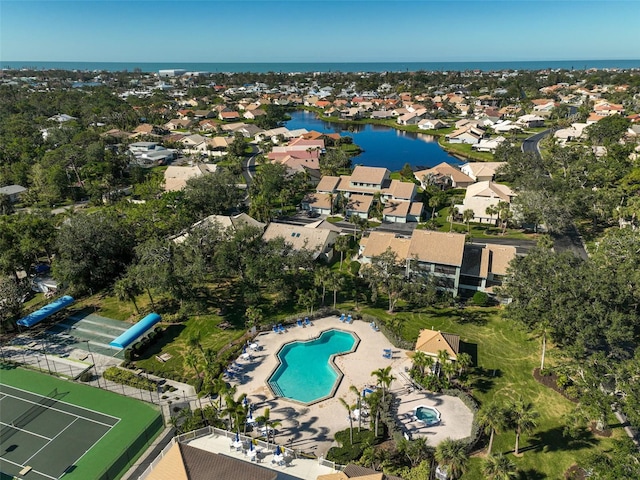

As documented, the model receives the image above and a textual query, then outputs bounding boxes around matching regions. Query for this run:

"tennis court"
[0,367,163,480]
[0,384,119,480]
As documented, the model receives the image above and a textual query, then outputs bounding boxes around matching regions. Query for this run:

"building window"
[434,265,457,275]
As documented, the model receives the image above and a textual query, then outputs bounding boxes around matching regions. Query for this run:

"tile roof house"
[301,192,335,215]
[456,181,515,223]
[360,230,467,295]
[445,126,484,145]
[145,442,277,480]
[414,163,474,189]
[262,222,339,262]
[460,162,505,182]
[163,163,217,192]
[173,213,265,243]
[415,329,460,361]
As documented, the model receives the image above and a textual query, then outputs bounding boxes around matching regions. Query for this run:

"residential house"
[554,123,588,143]
[345,194,374,219]
[415,329,460,361]
[383,200,423,223]
[516,114,545,128]
[301,192,335,216]
[360,230,515,297]
[445,126,483,144]
[359,230,467,295]
[460,162,505,182]
[143,442,277,480]
[243,109,266,120]
[163,163,217,192]
[219,111,240,121]
[458,242,517,294]
[471,136,506,153]
[456,181,515,223]
[414,163,474,189]
[593,101,624,117]
[165,118,193,130]
[418,119,448,130]
[262,222,338,262]
[173,213,265,243]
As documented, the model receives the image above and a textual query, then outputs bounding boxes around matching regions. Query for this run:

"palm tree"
[328,271,345,309]
[371,366,396,402]
[339,397,355,444]
[497,201,512,236]
[349,385,362,432]
[462,208,475,233]
[477,402,507,456]
[334,235,351,270]
[435,438,469,480]
[184,348,201,380]
[364,389,383,437]
[456,352,472,377]
[508,398,539,455]
[449,206,459,232]
[314,266,331,306]
[483,454,518,479]
[412,350,429,377]
[485,204,499,225]
[436,349,450,378]
[256,407,281,446]
[531,319,553,372]
[212,375,229,412]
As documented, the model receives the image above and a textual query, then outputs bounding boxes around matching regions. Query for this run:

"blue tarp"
[109,313,161,350]
[17,295,74,328]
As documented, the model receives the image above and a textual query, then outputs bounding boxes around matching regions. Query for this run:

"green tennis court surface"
[0,366,162,480]
[0,385,118,480]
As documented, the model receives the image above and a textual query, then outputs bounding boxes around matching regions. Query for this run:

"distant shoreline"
[3,59,640,74]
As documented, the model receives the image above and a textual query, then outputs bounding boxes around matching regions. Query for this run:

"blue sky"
[1,1,638,62]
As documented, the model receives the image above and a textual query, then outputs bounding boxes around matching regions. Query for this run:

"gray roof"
[0,185,26,195]
[180,444,277,480]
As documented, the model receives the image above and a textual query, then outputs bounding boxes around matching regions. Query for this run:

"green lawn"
[0,366,162,480]
[357,306,622,479]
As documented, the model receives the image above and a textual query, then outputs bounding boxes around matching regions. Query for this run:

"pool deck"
[232,316,474,456]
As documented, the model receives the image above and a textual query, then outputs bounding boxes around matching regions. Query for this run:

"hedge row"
[104,366,157,392]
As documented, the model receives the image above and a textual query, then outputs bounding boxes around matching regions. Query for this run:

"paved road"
[552,224,589,260]
[521,129,550,156]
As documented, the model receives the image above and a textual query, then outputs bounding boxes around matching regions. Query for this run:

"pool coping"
[265,328,361,406]
[413,404,442,426]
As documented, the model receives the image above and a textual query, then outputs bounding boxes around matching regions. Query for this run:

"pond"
[284,110,464,172]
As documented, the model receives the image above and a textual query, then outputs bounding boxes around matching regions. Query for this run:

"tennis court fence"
[93,414,164,480]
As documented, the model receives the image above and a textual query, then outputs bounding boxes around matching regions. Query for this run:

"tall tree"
[483,454,518,480]
[508,398,538,455]
[477,402,507,456]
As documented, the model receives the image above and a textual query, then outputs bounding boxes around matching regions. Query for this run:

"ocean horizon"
[3,59,640,74]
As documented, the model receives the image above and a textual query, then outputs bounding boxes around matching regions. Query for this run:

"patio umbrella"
[243,397,249,407]
[235,431,240,443]
[275,445,282,456]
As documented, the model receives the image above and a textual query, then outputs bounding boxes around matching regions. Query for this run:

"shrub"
[472,291,489,306]
[124,348,134,362]
[103,366,157,391]
[78,370,93,382]
[350,261,361,276]
[326,428,377,463]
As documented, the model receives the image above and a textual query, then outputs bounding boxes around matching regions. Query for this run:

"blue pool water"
[268,329,357,404]
[415,406,441,425]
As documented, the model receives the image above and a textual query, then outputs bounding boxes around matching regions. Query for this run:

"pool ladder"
[269,381,284,398]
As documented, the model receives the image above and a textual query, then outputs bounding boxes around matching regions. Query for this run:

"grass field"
[0,366,162,480]
[359,306,623,479]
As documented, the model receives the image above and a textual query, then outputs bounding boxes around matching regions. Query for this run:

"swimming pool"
[268,329,358,404]
[414,405,441,426]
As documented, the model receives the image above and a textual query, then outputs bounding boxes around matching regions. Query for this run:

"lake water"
[285,110,463,171]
